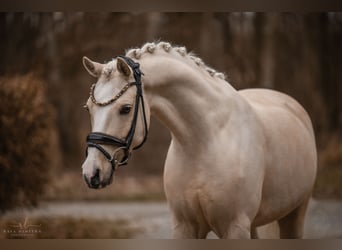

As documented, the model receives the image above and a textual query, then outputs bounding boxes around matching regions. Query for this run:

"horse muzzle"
[82,161,115,189]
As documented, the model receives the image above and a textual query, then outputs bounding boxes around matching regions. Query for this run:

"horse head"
[81,56,150,189]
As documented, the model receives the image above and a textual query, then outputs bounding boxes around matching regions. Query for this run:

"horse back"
[238,88,314,136]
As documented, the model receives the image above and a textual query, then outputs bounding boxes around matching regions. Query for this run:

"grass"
[0,216,142,239]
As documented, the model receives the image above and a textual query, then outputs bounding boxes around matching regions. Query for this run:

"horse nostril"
[90,169,100,188]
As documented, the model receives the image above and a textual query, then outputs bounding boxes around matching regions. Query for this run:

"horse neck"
[139,54,244,151]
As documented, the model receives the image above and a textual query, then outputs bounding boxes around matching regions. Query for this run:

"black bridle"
[86,56,148,171]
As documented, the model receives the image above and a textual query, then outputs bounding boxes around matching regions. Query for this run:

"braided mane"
[123,42,226,80]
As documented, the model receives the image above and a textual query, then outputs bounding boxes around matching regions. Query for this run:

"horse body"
[82,42,317,238]
[243,91,317,239]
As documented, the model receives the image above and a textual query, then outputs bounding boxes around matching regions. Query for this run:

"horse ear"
[83,56,103,78]
[116,57,132,77]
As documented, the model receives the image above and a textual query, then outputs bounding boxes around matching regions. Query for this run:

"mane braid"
[125,41,226,81]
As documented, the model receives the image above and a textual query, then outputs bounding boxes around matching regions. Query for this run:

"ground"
[1,199,341,239]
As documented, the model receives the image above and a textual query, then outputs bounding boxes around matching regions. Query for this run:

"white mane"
[103,42,226,80]
[126,42,226,80]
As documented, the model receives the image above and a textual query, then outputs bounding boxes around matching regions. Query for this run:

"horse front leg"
[251,226,259,239]
[171,215,209,239]
[172,222,209,239]
[172,222,198,239]
[218,214,252,239]
[224,224,251,239]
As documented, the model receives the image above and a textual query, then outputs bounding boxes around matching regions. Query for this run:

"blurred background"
[0,12,341,238]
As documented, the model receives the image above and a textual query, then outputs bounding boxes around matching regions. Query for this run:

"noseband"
[86,56,148,171]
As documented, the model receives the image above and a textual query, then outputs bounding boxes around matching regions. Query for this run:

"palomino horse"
[81,42,317,239]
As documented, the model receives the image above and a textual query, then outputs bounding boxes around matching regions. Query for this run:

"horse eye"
[119,105,132,115]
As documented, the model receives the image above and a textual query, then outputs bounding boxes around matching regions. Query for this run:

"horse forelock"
[102,60,116,77]
[124,41,227,81]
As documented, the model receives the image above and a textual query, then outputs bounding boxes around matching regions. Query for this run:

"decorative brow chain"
[90,82,132,106]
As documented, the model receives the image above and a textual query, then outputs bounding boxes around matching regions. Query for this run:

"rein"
[86,56,148,171]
